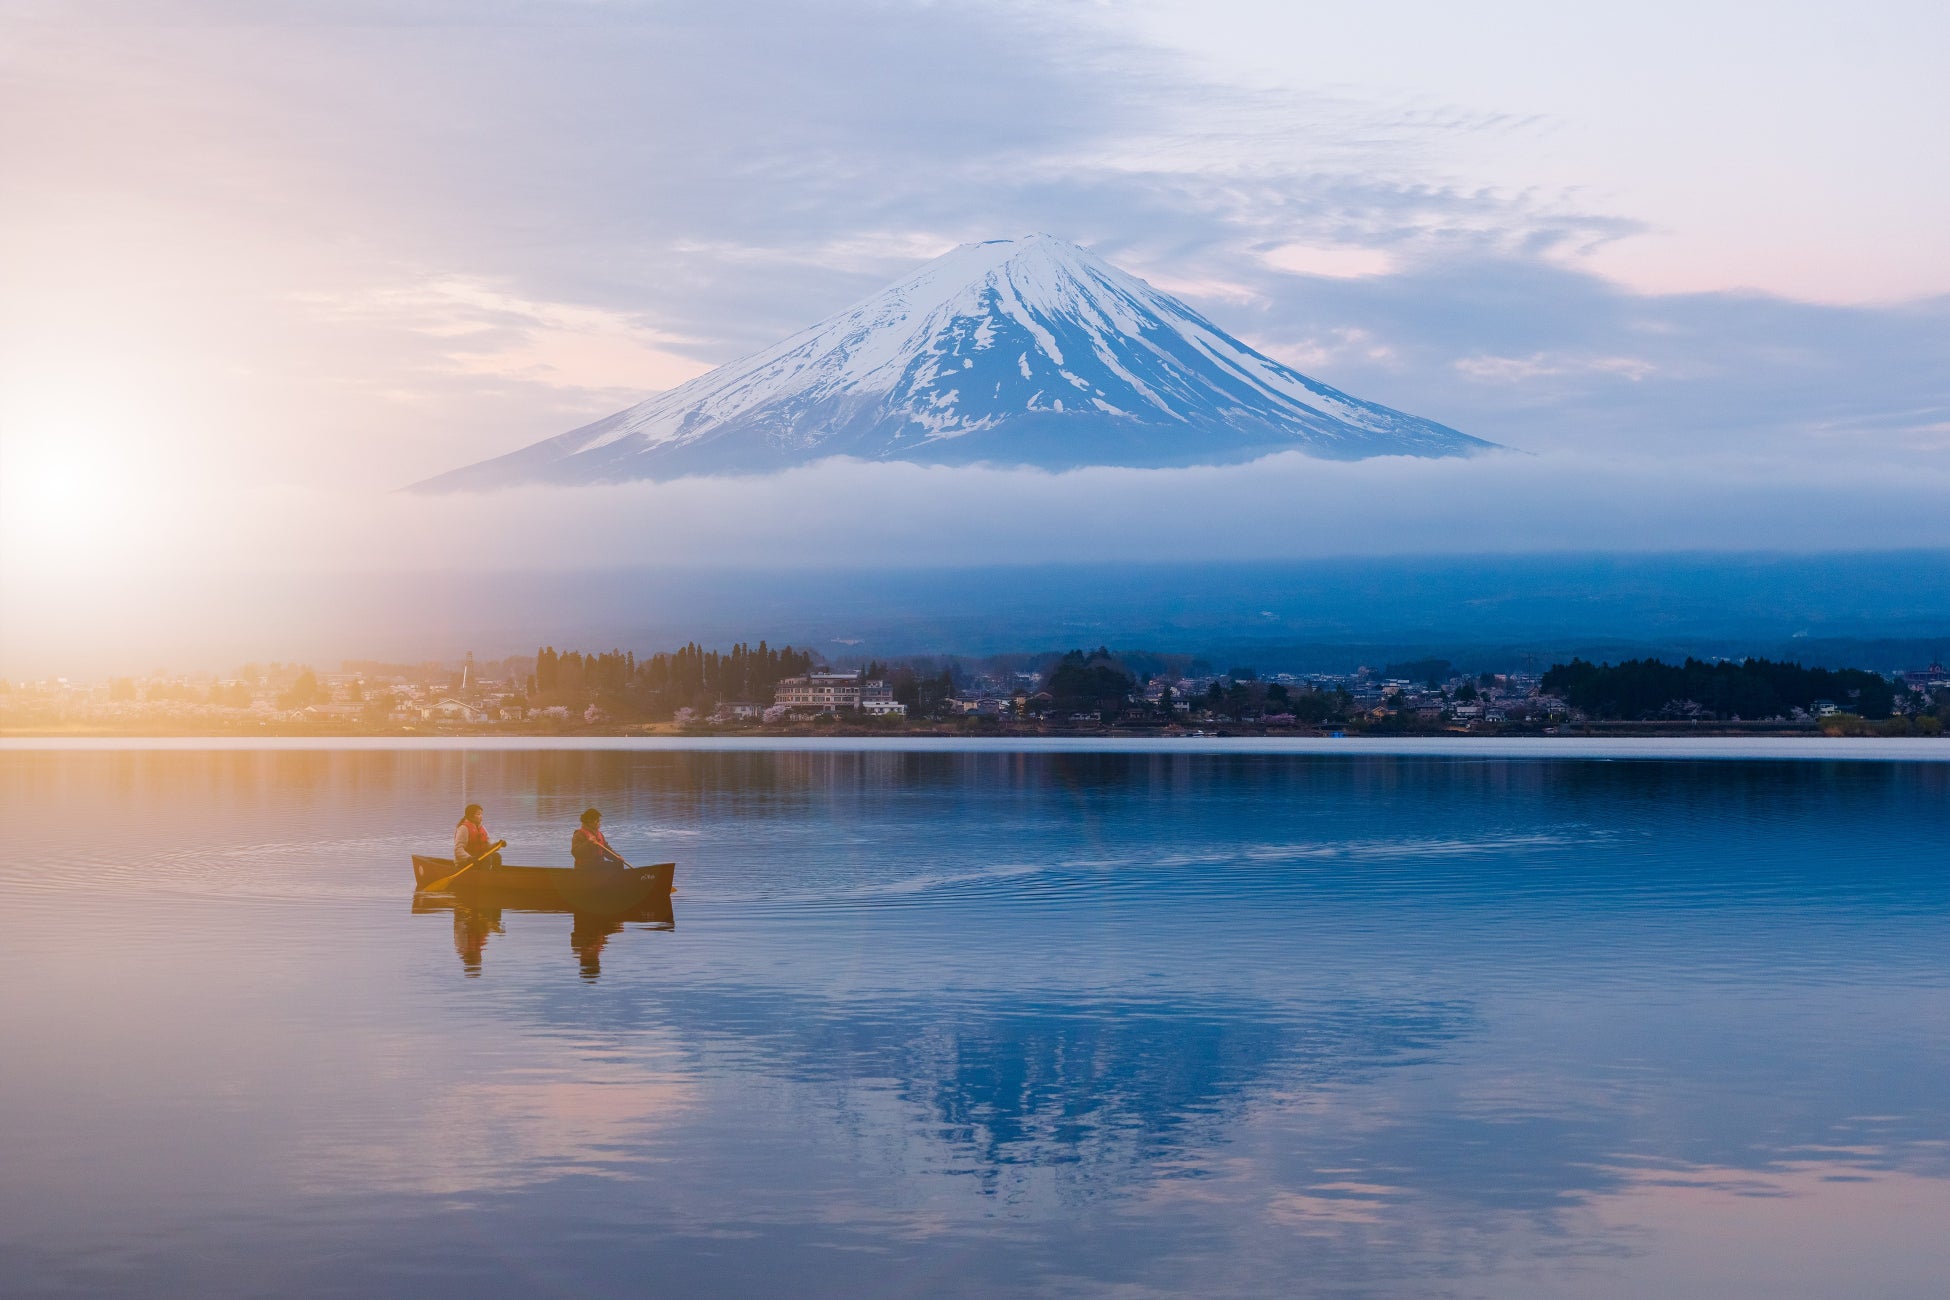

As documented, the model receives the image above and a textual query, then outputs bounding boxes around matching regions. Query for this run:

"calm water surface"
[2,747,1947,1298]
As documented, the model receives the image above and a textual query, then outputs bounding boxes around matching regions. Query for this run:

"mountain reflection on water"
[2,747,1949,1298]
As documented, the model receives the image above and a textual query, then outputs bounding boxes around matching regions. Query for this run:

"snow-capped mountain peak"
[414,235,1491,489]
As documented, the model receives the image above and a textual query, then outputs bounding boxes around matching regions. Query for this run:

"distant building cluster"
[0,658,569,732]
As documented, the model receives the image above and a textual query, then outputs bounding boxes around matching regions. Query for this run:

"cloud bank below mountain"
[8,448,1942,584]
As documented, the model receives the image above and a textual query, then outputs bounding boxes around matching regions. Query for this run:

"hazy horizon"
[10,550,1950,681]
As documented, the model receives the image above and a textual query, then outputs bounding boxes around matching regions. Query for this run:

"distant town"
[5,643,1948,739]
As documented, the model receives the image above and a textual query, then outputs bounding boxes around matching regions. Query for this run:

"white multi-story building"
[775,671,904,715]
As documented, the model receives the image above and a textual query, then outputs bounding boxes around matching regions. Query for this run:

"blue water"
[2,746,1947,1298]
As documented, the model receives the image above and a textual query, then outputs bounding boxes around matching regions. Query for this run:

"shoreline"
[4,734,1949,761]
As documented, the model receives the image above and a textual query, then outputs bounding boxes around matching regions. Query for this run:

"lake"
[2,743,1947,1298]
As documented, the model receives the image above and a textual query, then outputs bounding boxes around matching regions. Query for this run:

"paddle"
[580,825,634,871]
[420,839,507,893]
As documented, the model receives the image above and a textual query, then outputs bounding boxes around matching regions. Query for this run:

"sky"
[2,0,1949,631]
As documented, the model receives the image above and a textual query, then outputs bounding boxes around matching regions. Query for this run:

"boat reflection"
[412,889,674,980]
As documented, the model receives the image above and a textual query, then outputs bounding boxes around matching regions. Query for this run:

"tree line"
[528,641,814,716]
[1541,657,1899,720]
[1031,647,1360,724]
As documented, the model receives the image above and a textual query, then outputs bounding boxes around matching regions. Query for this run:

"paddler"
[571,807,629,874]
[453,803,502,870]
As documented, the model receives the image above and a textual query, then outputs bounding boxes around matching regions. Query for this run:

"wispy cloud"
[1,0,1946,537]
[294,277,712,394]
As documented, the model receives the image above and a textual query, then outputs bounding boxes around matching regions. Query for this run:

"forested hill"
[1541,657,1897,720]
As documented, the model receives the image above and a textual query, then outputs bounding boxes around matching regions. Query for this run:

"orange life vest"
[572,826,616,869]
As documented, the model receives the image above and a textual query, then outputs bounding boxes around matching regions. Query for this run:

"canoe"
[410,854,675,911]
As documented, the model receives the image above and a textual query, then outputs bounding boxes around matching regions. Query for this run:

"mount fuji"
[413,234,1492,490]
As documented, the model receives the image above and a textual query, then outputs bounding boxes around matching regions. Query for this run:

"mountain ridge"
[414,234,1493,490]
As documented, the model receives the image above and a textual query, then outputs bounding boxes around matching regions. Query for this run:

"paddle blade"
[419,840,507,893]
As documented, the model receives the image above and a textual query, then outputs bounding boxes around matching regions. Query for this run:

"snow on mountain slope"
[413,235,1493,490]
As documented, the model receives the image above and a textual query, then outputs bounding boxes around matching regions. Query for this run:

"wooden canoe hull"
[411,854,675,911]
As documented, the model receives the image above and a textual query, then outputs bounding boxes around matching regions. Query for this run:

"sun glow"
[0,442,129,567]
[0,362,185,580]
[0,384,162,577]
[10,451,93,524]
